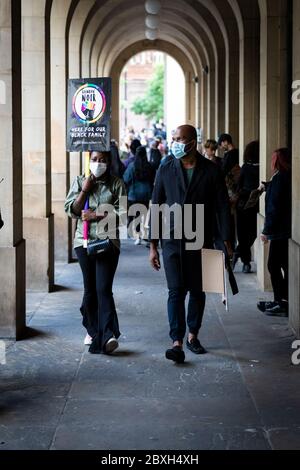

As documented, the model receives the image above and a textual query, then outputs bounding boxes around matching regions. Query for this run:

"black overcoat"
[150,153,231,291]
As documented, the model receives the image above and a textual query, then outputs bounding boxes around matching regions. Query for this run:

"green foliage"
[131,64,164,121]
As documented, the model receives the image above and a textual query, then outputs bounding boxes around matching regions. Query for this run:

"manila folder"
[201,249,225,294]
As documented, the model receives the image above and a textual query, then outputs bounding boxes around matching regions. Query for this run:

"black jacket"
[263,170,292,240]
[237,162,260,211]
[150,153,231,290]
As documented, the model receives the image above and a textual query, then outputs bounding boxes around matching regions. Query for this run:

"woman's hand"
[82,174,96,194]
[258,183,266,193]
[261,234,269,244]
[81,209,97,222]
[81,209,107,222]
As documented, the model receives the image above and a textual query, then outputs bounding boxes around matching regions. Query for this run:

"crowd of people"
[65,123,292,362]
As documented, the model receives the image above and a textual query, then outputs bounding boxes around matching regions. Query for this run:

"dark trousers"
[168,288,206,342]
[236,207,258,264]
[268,239,289,303]
[75,245,120,353]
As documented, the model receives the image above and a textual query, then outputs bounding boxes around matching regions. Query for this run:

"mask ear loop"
[182,140,195,154]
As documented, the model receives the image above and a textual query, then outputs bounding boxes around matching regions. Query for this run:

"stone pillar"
[200,71,208,143]
[111,73,119,141]
[51,0,72,262]
[290,0,300,337]
[208,66,216,138]
[186,71,196,125]
[257,0,289,290]
[227,46,239,143]
[0,0,26,339]
[239,2,260,153]
[22,0,54,291]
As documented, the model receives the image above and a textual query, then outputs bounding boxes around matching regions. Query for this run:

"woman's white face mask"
[90,161,107,178]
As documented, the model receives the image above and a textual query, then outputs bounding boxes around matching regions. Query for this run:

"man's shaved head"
[175,125,197,142]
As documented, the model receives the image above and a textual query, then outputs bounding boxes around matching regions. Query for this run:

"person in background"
[123,139,141,169]
[218,133,241,253]
[110,140,125,178]
[65,151,127,354]
[149,139,162,172]
[123,146,155,245]
[204,141,239,297]
[234,141,260,273]
[257,148,292,317]
[204,139,222,167]
[218,134,239,176]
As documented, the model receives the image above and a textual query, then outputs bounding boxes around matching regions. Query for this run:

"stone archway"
[108,40,197,142]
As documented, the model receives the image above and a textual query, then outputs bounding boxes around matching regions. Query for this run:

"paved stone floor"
[0,241,299,450]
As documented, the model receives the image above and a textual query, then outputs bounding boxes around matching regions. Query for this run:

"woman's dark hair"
[244,140,260,164]
[91,150,111,162]
[134,146,152,181]
[130,139,142,156]
[110,142,125,177]
[271,148,292,173]
[150,148,162,170]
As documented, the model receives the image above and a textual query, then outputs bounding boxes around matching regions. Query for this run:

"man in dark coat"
[149,125,232,364]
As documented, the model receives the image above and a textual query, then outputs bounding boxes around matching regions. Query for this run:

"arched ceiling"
[48,0,265,77]
[46,0,264,139]
[61,0,247,77]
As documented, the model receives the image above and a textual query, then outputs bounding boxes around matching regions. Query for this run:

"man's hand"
[261,234,269,245]
[149,245,161,271]
[224,240,233,259]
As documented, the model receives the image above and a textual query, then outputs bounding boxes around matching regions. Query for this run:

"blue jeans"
[167,287,206,342]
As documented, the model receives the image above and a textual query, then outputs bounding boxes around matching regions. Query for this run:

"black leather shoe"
[165,346,185,364]
[243,263,252,274]
[186,338,207,355]
[257,301,277,312]
[265,304,288,317]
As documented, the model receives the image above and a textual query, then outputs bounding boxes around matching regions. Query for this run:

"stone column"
[22,0,54,291]
[200,71,208,143]
[239,2,260,153]
[186,71,196,125]
[257,0,289,291]
[0,0,26,339]
[290,0,300,337]
[51,0,72,262]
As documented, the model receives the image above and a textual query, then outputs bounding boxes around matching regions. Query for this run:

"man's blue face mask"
[172,141,193,159]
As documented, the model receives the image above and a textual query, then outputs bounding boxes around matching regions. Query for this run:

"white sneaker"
[84,334,93,346]
[134,238,142,246]
[105,337,119,354]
